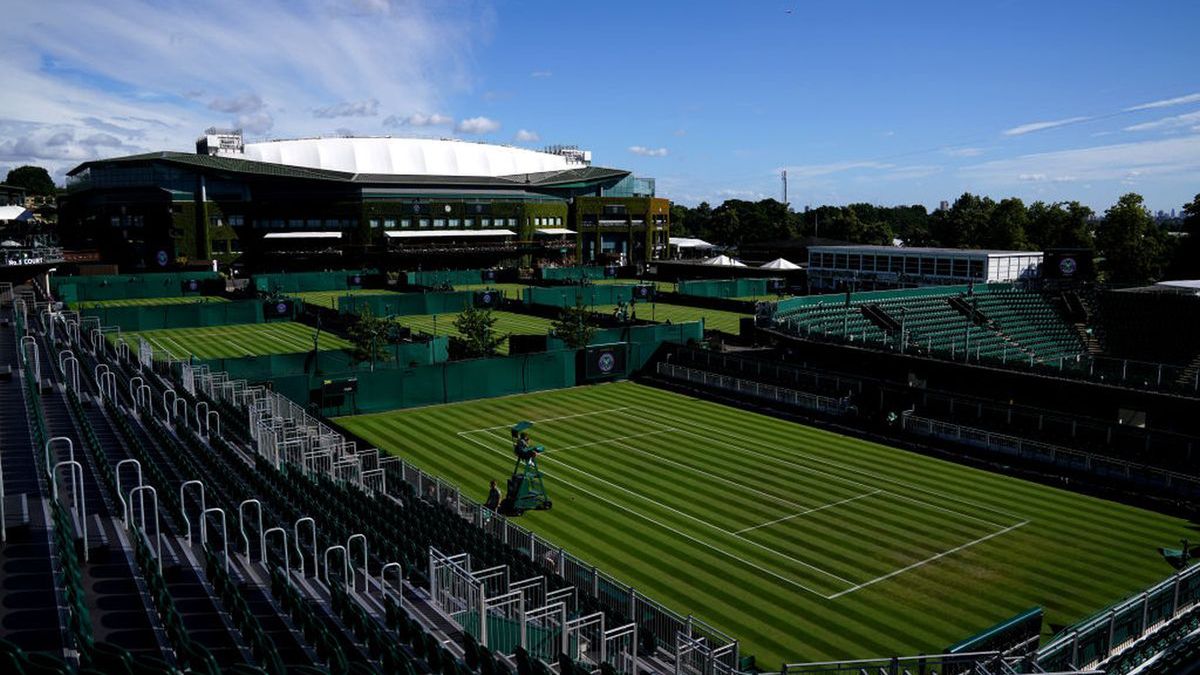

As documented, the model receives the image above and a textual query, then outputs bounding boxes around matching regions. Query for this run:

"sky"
[2,0,1199,212]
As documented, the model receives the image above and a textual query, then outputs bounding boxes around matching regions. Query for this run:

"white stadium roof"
[236,137,582,177]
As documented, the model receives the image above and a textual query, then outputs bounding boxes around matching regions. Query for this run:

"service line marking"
[734,490,883,534]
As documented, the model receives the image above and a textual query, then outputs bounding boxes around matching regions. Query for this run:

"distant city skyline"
[1,0,1198,212]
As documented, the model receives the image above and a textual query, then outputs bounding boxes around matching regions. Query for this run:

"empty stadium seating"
[772,284,1087,369]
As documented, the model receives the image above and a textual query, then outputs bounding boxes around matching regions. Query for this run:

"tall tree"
[4,165,56,196]
[551,300,597,349]
[1096,193,1169,283]
[931,193,995,248]
[1169,193,1200,279]
[347,306,392,371]
[983,198,1030,250]
[454,306,507,358]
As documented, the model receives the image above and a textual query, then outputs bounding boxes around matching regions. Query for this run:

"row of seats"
[772,285,1086,368]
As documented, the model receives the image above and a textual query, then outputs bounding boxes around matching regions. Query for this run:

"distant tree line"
[670,192,1200,283]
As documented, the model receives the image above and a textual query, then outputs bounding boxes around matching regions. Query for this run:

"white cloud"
[628,146,668,157]
[208,93,265,114]
[1123,110,1200,132]
[455,116,500,134]
[1002,116,1091,136]
[530,70,552,78]
[775,160,891,178]
[1124,93,1200,111]
[383,112,453,127]
[513,129,539,142]
[312,98,380,118]
[0,0,483,178]
[943,147,985,158]
[961,135,1200,184]
[237,111,274,134]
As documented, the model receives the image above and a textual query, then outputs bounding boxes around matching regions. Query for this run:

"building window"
[433,218,445,228]
[449,218,460,227]
[228,215,244,227]
[482,218,491,227]
[384,219,396,229]
[288,219,303,229]
[936,258,951,276]
[419,218,430,228]
[400,219,411,228]
[507,218,516,227]
[464,218,474,227]
[369,219,380,229]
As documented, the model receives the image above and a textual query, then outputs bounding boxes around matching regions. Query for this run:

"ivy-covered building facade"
[60,135,669,271]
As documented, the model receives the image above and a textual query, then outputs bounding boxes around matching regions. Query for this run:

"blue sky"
[2,0,1198,212]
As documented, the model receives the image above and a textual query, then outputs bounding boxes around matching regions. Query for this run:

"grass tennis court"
[454,283,530,296]
[289,288,401,310]
[337,381,1187,667]
[595,302,747,334]
[114,321,352,359]
[393,310,556,355]
[71,295,230,310]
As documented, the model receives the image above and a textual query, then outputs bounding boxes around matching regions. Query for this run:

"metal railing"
[657,362,855,417]
[1035,563,1200,672]
[899,412,1200,499]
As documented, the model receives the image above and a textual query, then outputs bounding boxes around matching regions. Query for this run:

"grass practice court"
[114,321,352,359]
[394,311,556,355]
[594,302,747,334]
[289,288,401,310]
[338,381,1187,667]
[70,295,230,309]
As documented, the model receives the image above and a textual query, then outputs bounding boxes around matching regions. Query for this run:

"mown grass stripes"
[393,311,557,355]
[335,381,1187,668]
[592,302,748,334]
[72,295,229,309]
[114,321,352,359]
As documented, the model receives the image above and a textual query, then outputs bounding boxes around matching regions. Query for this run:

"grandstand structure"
[59,130,670,270]
[769,284,1087,368]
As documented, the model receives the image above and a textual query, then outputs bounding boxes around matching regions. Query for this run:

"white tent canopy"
[0,205,32,222]
[759,257,800,270]
[702,254,747,267]
[669,236,715,250]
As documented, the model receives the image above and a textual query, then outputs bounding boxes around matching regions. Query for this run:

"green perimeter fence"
[405,269,488,287]
[193,337,449,381]
[274,349,578,414]
[54,271,219,304]
[523,284,638,308]
[539,266,608,281]
[339,291,474,317]
[253,269,372,294]
[678,277,783,299]
[78,298,275,331]
[236,321,701,414]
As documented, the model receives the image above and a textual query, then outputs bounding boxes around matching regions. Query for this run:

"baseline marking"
[734,490,883,534]
[827,520,1031,599]
[456,406,632,435]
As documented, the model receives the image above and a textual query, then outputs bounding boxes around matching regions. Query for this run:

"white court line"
[624,408,1022,527]
[734,490,883,534]
[827,520,1031,599]
[479,428,857,588]
[456,431,842,599]
[142,331,174,355]
[159,334,197,359]
[553,428,677,452]
[455,406,632,434]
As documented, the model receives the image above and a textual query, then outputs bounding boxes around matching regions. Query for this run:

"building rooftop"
[808,244,1041,256]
